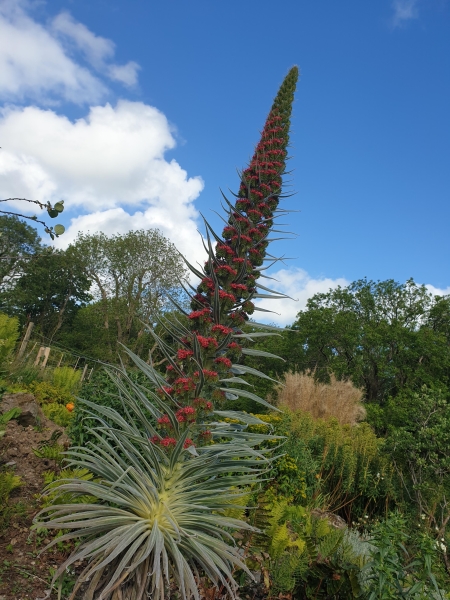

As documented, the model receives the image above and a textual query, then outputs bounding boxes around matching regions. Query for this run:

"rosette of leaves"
[34,365,274,600]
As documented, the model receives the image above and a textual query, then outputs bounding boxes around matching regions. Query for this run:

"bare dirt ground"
[0,418,74,600]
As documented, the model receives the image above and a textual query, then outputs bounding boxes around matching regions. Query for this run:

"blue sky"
[0,0,449,324]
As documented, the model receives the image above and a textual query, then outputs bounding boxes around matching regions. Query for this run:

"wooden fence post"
[34,346,51,368]
[80,363,88,382]
[17,322,34,360]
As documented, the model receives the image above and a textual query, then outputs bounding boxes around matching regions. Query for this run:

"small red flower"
[157,414,172,426]
[216,244,235,257]
[212,324,233,336]
[197,335,219,350]
[177,348,194,360]
[231,283,248,293]
[173,377,196,394]
[176,406,196,423]
[156,386,174,397]
[218,290,236,303]
[214,356,232,369]
[189,307,212,321]
[160,437,177,448]
[202,369,219,381]
[215,264,238,278]
[183,438,195,449]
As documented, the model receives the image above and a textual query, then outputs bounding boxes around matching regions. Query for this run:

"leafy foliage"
[291,279,450,406]
[0,312,19,369]
[51,366,81,394]
[384,386,450,530]
[252,411,395,522]
[362,513,447,599]
[250,498,369,598]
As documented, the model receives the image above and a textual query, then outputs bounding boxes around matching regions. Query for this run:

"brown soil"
[0,417,73,600]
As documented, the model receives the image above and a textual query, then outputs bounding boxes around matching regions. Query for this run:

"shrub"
[384,386,450,532]
[26,380,75,406]
[276,371,366,425]
[41,402,73,427]
[51,366,81,394]
[362,512,448,599]
[249,498,370,598]
[252,410,395,522]
[0,312,19,369]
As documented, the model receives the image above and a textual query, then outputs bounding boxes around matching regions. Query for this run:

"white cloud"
[254,268,349,327]
[391,0,419,28]
[52,12,140,87]
[425,283,450,297]
[0,1,139,104]
[0,100,205,261]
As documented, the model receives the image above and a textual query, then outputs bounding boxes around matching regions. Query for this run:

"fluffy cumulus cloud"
[0,0,137,104]
[390,0,419,28]
[425,283,450,297]
[254,268,349,326]
[0,100,204,260]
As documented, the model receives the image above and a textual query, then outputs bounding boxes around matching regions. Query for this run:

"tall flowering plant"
[144,65,299,447]
[35,67,299,600]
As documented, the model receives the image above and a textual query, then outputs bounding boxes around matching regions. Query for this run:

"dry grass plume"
[276,371,366,425]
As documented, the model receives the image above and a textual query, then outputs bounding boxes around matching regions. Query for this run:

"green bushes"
[0,312,19,370]
[51,366,81,394]
[251,411,395,522]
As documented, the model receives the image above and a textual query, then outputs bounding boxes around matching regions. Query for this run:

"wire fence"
[14,322,107,382]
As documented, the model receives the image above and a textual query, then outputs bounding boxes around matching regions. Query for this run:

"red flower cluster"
[231,283,248,293]
[173,377,196,394]
[247,209,263,220]
[223,226,236,239]
[150,436,177,449]
[157,414,171,426]
[197,335,218,350]
[183,438,195,449]
[176,406,196,423]
[202,369,219,381]
[177,348,194,360]
[212,324,233,336]
[160,437,177,448]
[217,244,235,257]
[215,264,237,277]
[189,307,212,321]
[156,386,174,397]
[227,341,241,350]
[214,356,232,369]
[218,290,236,303]
[193,397,213,411]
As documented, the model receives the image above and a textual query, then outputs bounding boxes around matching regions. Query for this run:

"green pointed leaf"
[230,364,279,382]
[219,387,280,411]
[241,348,285,361]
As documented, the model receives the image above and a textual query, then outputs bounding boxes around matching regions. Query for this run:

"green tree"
[7,247,91,343]
[0,215,42,295]
[68,229,189,357]
[290,278,450,405]
[385,386,450,531]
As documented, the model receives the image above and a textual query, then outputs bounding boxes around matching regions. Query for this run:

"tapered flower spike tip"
[271,66,299,116]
